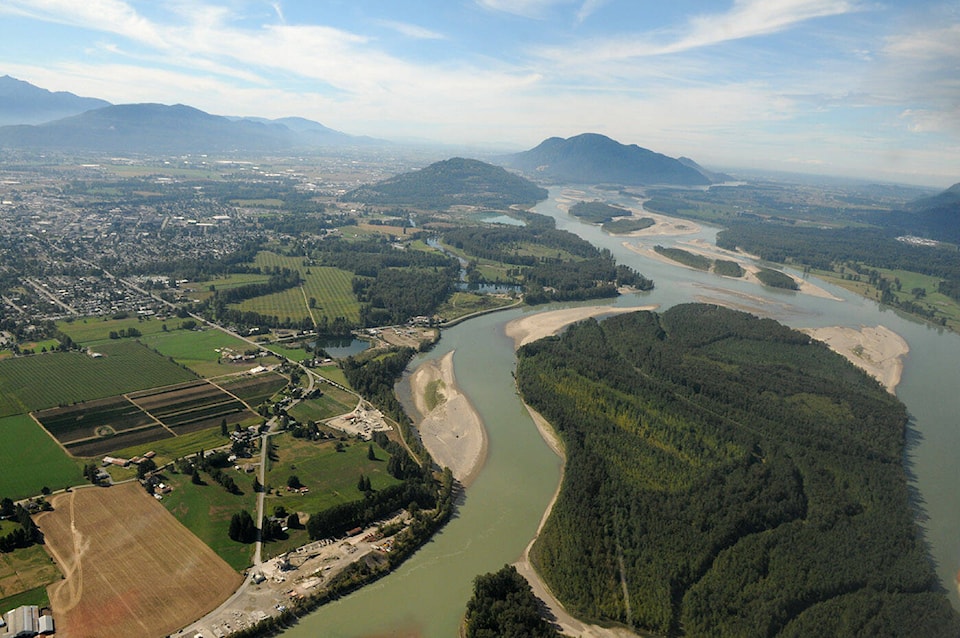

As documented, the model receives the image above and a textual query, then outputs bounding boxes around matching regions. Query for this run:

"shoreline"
[408,350,488,487]
[504,306,658,637]
[801,325,909,394]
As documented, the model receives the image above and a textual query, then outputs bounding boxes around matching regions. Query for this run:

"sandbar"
[556,189,702,238]
[505,305,655,349]
[623,240,843,301]
[408,351,487,487]
[801,325,909,394]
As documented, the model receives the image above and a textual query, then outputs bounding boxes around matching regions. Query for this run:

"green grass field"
[0,341,197,418]
[181,273,272,303]
[141,328,280,377]
[0,416,82,500]
[263,435,400,523]
[288,388,357,423]
[57,315,178,345]
[264,343,312,362]
[160,470,258,572]
[312,367,353,390]
[0,542,59,610]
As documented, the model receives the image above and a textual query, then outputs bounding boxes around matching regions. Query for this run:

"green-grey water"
[284,187,960,636]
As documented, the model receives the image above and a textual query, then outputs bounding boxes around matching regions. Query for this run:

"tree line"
[515,304,960,636]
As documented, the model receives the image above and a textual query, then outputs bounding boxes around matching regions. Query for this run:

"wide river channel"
[283,187,960,637]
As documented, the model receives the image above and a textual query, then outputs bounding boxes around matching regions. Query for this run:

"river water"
[284,187,960,636]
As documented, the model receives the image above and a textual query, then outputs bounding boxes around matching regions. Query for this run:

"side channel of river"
[283,187,960,637]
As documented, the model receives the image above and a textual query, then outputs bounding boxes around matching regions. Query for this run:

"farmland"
[213,371,287,407]
[0,340,196,418]
[128,380,257,435]
[0,415,82,499]
[234,252,361,325]
[32,377,265,460]
[0,545,60,611]
[160,470,258,571]
[57,315,182,345]
[38,483,243,638]
[289,385,358,423]
[140,327,278,377]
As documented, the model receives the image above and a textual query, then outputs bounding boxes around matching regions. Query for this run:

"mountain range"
[0,76,382,153]
[0,75,110,126]
[499,133,721,186]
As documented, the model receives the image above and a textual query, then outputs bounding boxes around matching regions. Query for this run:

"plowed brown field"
[36,482,242,638]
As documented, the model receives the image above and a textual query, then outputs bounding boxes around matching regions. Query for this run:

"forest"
[463,565,559,638]
[515,304,960,636]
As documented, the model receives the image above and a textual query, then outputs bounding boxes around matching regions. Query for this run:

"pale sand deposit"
[801,325,909,394]
[505,305,655,349]
[409,351,487,486]
[556,189,702,237]
[623,241,843,301]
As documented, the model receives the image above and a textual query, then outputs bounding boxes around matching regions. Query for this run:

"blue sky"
[0,0,958,186]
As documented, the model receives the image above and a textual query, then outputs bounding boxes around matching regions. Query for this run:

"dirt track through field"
[36,482,242,638]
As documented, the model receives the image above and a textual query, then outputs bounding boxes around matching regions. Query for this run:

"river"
[283,186,960,636]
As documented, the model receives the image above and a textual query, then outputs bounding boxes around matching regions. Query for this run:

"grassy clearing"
[57,315,177,345]
[0,584,51,611]
[141,328,279,377]
[0,544,61,606]
[160,470,258,572]
[0,342,196,418]
[424,379,445,412]
[436,291,517,321]
[264,342,312,362]
[288,390,357,423]
[312,366,353,390]
[263,435,401,524]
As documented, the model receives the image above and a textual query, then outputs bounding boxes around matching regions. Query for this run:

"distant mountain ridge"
[0,75,110,126]
[499,133,714,186]
[0,102,384,154]
[342,157,548,209]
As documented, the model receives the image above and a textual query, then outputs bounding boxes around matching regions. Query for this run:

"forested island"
[516,304,960,636]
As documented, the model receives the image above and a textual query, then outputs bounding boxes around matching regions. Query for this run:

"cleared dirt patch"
[36,482,242,638]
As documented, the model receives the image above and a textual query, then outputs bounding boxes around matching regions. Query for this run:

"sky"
[0,0,958,187]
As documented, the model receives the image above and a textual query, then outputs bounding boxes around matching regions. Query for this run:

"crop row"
[216,372,287,405]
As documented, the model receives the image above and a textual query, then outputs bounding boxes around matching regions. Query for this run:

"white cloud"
[376,20,446,40]
[536,0,863,62]
[475,0,569,19]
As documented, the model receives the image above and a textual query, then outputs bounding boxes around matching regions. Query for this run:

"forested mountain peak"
[342,157,548,209]
[499,132,713,186]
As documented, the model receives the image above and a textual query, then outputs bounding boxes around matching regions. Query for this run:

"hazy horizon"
[1,0,958,187]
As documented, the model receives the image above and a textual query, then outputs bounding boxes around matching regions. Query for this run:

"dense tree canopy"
[516,304,959,636]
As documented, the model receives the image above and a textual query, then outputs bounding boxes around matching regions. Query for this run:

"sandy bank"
[505,305,655,349]
[556,189,701,238]
[623,241,843,301]
[801,325,909,394]
[409,351,487,487]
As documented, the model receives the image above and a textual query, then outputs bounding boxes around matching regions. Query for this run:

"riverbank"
[409,351,487,487]
[801,325,909,394]
[504,306,660,638]
[504,305,655,348]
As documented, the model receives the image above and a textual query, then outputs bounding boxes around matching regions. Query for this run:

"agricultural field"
[0,415,82,499]
[436,291,517,322]
[128,380,257,435]
[160,470,258,571]
[180,272,272,303]
[140,327,278,377]
[35,396,157,445]
[0,544,60,610]
[289,385,358,423]
[214,371,287,407]
[234,252,361,325]
[38,483,243,638]
[0,341,197,418]
[57,315,179,345]
[113,427,235,469]
[264,342,313,362]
